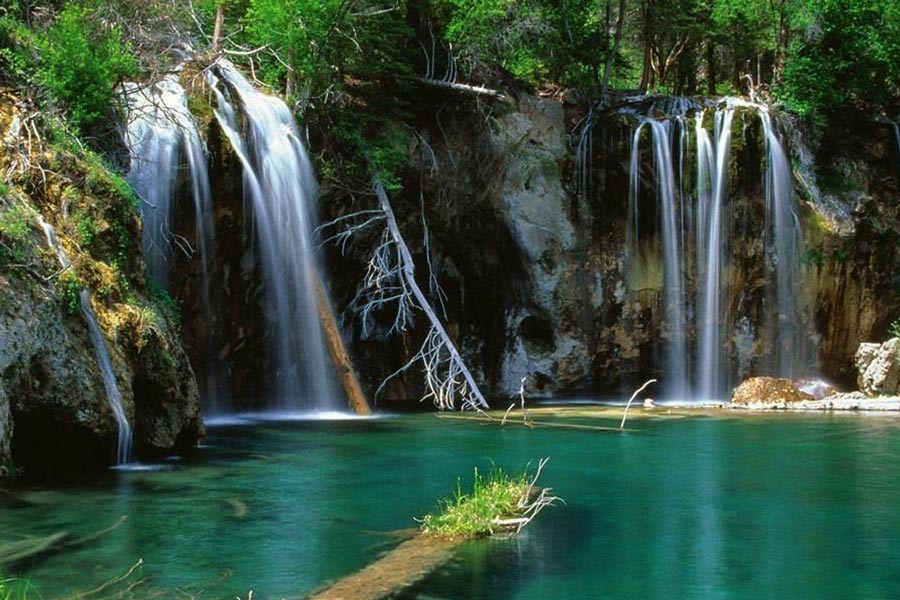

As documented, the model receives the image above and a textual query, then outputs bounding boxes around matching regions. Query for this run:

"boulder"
[731,377,814,405]
[795,378,838,400]
[855,338,900,396]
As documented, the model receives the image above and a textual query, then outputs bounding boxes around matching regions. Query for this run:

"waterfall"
[38,218,132,465]
[647,119,689,400]
[696,105,735,400]
[619,98,811,401]
[207,60,336,411]
[122,75,215,290]
[759,109,805,379]
[122,75,221,409]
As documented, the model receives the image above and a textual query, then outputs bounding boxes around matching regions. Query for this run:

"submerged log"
[437,413,630,432]
[313,269,372,416]
[309,535,461,600]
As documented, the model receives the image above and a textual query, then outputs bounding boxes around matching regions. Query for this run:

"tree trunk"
[774,0,789,85]
[212,4,225,52]
[601,0,627,96]
[638,0,654,93]
[314,270,372,416]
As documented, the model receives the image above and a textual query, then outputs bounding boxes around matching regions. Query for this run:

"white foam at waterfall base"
[38,218,132,465]
[206,60,338,412]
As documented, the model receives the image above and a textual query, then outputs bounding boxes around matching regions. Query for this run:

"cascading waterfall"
[647,119,689,400]
[759,108,805,378]
[696,104,736,400]
[38,217,132,464]
[122,76,215,290]
[122,75,221,408]
[620,98,810,401]
[206,60,335,411]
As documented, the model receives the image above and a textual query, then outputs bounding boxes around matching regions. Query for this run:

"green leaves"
[38,3,136,131]
[778,0,900,130]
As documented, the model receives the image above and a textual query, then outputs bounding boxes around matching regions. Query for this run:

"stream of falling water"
[122,75,222,408]
[38,217,132,464]
[621,98,810,401]
[207,60,335,411]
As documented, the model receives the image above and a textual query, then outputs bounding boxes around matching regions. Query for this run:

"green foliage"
[421,466,527,536]
[0,574,34,600]
[38,3,137,131]
[0,202,32,263]
[0,14,37,84]
[146,276,181,324]
[56,268,82,315]
[779,0,900,131]
[889,318,900,340]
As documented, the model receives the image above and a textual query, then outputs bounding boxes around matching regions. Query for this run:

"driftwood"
[417,77,506,99]
[620,379,657,430]
[0,516,127,569]
[313,269,372,416]
[437,413,629,432]
[309,535,461,600]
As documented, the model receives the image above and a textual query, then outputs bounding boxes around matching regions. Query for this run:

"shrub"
[38,3,136,131]
[889,318,900,340]
[0,202,32,263]
[56,268,82,315]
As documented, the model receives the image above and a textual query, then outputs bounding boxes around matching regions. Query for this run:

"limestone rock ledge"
[856,338,900,396]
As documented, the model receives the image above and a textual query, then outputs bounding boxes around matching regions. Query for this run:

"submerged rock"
[856,338,900,396]
[731,377,814,405]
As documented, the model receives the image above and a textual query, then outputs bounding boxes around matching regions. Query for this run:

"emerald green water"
[4,411,900,599]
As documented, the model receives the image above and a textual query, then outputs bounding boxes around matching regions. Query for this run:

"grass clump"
[889,318,900,340]
[421,460,558,537]
[0,575,35,600]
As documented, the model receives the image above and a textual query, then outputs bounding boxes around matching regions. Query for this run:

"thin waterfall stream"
[38,217,132,465]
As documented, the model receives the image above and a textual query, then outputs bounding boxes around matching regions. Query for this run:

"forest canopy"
[2,0,899,138]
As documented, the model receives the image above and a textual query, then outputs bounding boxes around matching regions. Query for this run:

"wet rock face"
[0,270,203,476]
[731,377,814,404]
[856,338,900,396]
[1,275,113,474]
[0,94,203,477]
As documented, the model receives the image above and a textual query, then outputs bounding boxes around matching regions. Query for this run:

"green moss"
[421,466,528,537]
[800,247,825,267]
[146,277,180,325]
[55,269,81,315]
[0,202,32,263]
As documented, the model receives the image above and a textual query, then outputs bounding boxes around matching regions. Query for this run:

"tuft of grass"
[0,574,35,600]
[420,466,528,537]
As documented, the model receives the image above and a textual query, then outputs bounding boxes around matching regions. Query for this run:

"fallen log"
[308,535,461,600]
[436,413,630,432]
[417,77,506,99]
[313,268,372,416]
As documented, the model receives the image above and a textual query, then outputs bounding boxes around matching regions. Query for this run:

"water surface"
[4,411,900,599]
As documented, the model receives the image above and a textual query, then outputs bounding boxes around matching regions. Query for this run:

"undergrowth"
[420,465,528,537]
